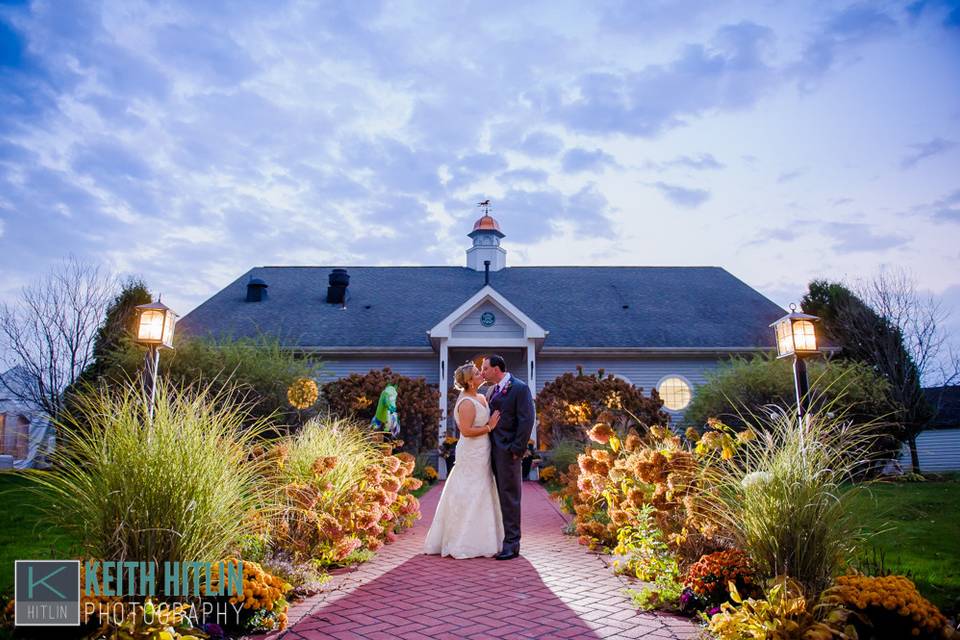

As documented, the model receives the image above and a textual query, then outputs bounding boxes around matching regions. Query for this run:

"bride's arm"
[458,402,499,437]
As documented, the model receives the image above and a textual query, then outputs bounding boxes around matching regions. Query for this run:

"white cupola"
[466,212,506,271]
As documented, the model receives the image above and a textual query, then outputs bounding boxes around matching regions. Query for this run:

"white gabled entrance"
[428,285,547,479]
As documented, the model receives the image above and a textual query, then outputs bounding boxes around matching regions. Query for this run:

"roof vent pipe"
[327,268,350,305]
[246,277,268,302]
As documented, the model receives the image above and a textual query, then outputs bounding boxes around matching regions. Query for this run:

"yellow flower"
[353,394,373,410]
[287,378,319,409]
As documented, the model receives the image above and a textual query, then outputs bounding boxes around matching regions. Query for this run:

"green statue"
[371,384,400,437]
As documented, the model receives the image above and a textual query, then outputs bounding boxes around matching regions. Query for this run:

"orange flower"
[587,422,615,444]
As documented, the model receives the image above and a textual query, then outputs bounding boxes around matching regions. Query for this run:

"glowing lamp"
[770,305,819,358]
[134,300,177,349]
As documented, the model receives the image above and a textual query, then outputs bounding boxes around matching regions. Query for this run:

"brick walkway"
[253,481,699,640]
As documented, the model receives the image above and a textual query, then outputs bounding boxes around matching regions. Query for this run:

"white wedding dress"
[423,395,504,558]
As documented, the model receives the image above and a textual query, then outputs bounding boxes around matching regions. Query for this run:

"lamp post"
[770,304,820,425]
[133,299,177,424]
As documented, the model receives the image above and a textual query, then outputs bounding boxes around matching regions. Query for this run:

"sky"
[1,0,959,375]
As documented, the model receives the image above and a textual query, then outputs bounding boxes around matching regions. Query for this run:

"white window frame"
[656,374,693,411]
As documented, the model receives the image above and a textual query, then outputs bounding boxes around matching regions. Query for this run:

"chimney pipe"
[484,260,490,286]
[246,276,268,302]
[327,268,350,305]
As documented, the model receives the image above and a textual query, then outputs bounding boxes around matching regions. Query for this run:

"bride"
[423,362,503,558]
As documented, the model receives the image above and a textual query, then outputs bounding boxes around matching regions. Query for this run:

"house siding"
[314,356,438,385]
[535,356,725,424]
[311,353,730,426]
[451,301,524,339]
[897,428,960,472]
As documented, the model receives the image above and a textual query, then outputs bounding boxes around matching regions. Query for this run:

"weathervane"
[477,199,491,216]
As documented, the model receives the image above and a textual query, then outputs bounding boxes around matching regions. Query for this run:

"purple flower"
[707,607,721,617]
[203,622,225,637]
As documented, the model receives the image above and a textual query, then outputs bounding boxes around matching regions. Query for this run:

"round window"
[658,376,692,411]
[480,311,496,327]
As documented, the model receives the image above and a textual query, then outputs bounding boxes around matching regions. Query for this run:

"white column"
[526,338,539,480]
[438,338,449,480]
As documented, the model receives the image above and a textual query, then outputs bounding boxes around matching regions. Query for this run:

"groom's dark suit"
[486,374,536,556]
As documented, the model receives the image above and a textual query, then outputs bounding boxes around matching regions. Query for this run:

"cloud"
[928,188,960,223]
[777,169,805,183]
[561,148,617,173]
[651,181,711,208]
[900,137,957,169]
[670,153,725,170]
[498,168,549,185]
[471,184,616,243]
[514,131,564,157]
[0,0,954,330]
[597,0,714,38]
[547,21,778,137]
[746,226,800,246]
[823,222,909,253]
[792,4,899,87]
[445,152,508,190]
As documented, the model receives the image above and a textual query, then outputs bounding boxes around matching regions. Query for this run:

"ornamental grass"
[696,407,880,596]
[29,380,270,567]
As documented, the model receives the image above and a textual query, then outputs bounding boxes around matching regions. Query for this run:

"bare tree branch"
[0,256,117,417]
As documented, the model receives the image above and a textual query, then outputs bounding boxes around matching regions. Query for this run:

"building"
[895,385,960,472]
[0,367,54,470]
[180,212,785,458]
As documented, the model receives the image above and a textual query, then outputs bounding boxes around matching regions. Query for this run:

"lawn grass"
[0,472,83,597]
[849,473,960,614]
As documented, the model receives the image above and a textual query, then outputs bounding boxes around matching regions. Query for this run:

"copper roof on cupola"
[469,214,505,237]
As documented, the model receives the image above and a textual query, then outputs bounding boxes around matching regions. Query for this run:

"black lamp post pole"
[143,344,160,425]
[792,354,810,422]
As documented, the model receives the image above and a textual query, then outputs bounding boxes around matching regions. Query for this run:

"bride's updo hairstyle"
[453,362,478,392]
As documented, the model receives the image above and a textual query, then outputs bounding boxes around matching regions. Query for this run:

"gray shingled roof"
[178,266,785,350]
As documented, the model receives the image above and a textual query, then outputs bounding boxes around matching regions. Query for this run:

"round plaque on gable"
[480,311,496,327]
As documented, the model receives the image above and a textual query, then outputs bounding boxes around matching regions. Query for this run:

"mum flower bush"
[822,574,954,639]
[535,366,669,449]
[555,415,743,563]
[684,548,756,608]
[266,414,421,566]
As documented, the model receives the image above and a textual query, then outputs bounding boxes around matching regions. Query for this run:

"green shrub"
[29,381,269,566]
[100,333,322,429]
[685,355,900,471]
[615,504,684,611]
[686,355,894,429]
[546,438,585,474]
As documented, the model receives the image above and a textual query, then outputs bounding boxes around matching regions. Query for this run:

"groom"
[481,354,535,560]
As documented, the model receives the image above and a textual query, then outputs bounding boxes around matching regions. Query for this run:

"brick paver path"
[254,481,699,640]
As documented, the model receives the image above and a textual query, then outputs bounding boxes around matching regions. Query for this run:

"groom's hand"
[511,452,522,461]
